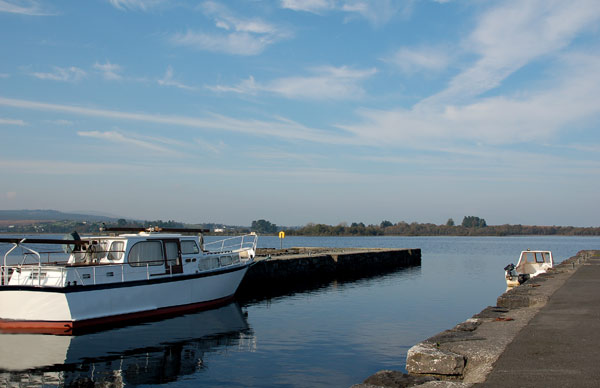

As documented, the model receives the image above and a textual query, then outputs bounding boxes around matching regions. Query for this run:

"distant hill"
[0,209,118,222]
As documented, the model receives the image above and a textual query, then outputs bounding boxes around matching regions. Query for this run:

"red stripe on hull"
[0,295,235,335]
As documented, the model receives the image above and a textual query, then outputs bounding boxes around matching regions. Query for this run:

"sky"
[0,0,599,227]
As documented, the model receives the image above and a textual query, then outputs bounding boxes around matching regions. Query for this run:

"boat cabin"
[515,250,553,277]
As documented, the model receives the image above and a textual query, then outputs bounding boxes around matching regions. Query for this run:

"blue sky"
[1,0,599,227]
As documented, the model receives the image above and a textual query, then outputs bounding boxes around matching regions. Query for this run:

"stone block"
[406,343,465,376]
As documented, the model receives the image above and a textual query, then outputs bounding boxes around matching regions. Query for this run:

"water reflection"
[0,303,252,387]
[237,263,422,304]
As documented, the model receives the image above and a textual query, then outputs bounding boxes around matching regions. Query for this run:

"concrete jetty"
[353,250,600,388]
[237,247,421,300]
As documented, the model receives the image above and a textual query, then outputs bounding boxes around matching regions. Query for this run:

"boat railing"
[2,261,166,287]
[203,233,258,254]
[2,244,126,287]
[2,240,45,286]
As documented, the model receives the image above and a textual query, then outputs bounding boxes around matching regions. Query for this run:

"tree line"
[252,217,600,236]
[2,216,599,236]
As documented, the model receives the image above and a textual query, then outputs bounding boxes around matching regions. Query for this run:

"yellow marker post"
[278,231,285,249]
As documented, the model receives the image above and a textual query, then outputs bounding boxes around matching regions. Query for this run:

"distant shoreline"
[2,224,599,237]
[1,210,598,236]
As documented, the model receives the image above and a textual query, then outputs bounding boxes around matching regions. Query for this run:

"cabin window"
[128,241,164,267]
[181,240,199,254]
[108,241,124,261]
[536,252,547,263]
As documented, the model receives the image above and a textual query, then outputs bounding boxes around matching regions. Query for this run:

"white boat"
[504,250,553,288]
[0,227,257,334]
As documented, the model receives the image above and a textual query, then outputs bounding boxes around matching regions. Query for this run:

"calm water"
[2,235,600,387]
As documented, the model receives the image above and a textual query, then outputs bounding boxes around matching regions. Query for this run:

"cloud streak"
[93,61,123,80]
[30,66,86,82]
[281,0,401,26]
[169,1,291,55]
[0,0,52,15]
[280,0,333,13]
[337,0,600,148]
[340,52,600,147]
[157,66,196,90]
[0,118,26,126]
[0,96,341,144]
[423,0,600,105]
[77,130,177,155]
[386,46,450,74]
[207,66,377,100]
[107,0,166,11]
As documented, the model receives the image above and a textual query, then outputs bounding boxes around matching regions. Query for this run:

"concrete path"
[475,256,600,387]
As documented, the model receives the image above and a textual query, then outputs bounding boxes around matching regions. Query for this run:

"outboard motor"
[504,263,517,278]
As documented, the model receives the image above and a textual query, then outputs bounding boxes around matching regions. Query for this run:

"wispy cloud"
[93,61,123,80]
[0,117,26,126]
[170,31,270,56]
[157,66,196,90]
[280,0,333,14]
[0,96,341,144]
[207,65,377,100]
[0,0,53,15]
[386,46,450,74]
[107,0,166,11]
[281,0,402,26]
[424,0,600,105]
[77,130,178,155]
[341,0,401,26]
[0,73,9,78]
[201,1,277,35]
[206,76,259,95]
[266,66,377,100]
[170,1,292,55]
[30,66,86,82]
[336,1,600,148]
[195,137,226,154]
[339,52,600,147]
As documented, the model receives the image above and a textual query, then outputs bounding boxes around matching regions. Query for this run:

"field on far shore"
[0,220,47,226]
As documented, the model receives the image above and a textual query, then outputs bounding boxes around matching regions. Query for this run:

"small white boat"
[0,227,257,334]
[504,250,553,288]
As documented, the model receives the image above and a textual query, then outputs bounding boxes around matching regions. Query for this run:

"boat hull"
[0,264,249,334]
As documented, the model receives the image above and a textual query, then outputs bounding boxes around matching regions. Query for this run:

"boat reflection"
[0,302,252,387]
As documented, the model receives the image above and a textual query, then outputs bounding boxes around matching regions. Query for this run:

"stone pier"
[237,247,421,300]
[353,250,600,388]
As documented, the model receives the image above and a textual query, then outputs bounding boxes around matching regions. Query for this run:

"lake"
[1,235,600,387]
